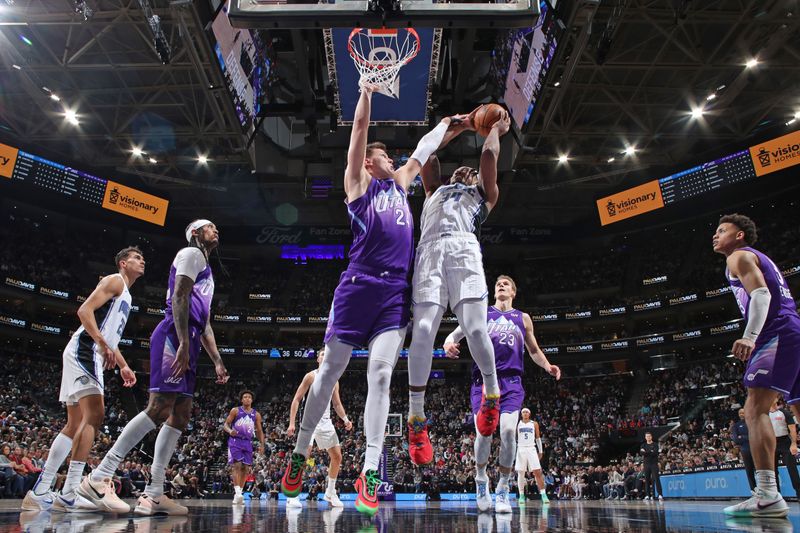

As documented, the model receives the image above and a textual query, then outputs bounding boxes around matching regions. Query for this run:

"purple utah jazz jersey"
[164,248,214,331]
[727,247,800,337]
[346,178,414,274]
[473,306,526,381]
[229,407,257,442]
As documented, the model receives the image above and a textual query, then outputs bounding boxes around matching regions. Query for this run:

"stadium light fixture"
[557,154,569,164]
[690,106,704,119]
[197,154,208,165]
[624,146,636,156]
[745,58,758,69]
[63,108,79,125]
[131,146,143,157]
[148,157,157,164]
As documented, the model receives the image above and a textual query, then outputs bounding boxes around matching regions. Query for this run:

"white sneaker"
[324,491,343,508]
[133,493,188,516]
[286,496,303,509]
[75,476,131,513]
[22,489,56,511]
[724,489,789,518]
[658,495,663,501]
[643,496,651,501]
[495,486,512,514]
[51,492,98,513]
[476,477,492,512]
[232,493,244,505]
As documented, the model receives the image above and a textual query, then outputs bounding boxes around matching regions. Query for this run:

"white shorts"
[515,447,542,472]
[313,421,340,450]
[59,335,104,405]
[412,233,488,308]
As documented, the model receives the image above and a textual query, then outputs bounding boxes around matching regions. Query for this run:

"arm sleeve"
[174,247,207,281]
[743,287,772,341]
[410,121,449,165]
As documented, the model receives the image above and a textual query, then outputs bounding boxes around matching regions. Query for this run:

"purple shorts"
[470,375,524,415]
[149,320,202,397]
[228,439,253,465]
[744,323,800,403]
[324,264,410,348]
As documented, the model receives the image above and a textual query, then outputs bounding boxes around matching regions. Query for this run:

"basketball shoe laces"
[480,397,498,420]
[363,470,381,499]
[289,453,306,479]
[410,418,428,435]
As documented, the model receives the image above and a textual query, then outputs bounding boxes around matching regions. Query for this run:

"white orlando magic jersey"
[518,420,537,449]
[72,273,132,353]
[420,183,488,239]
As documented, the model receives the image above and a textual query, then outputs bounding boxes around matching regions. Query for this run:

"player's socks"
[756,469,779,497]
[62,461,86,498]
[235,485,243,495]
[92,412,156,482]
[408,390,426,420]
[144,425,182,499]
[517,472,526,497]
[498,473,510,491]
[34,432,73,495]
[326,477,337,494]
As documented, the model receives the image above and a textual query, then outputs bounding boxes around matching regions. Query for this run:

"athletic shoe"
[476,477,492,512]
[133,493,188,516]
[22,489,56,511]
[407,417,433,466]
[281,453,307,498]
[75,476,131,513]
[477,513,494,533]
[723,489,789,518]
[475,394,500,437]
[541,492,550,504]
[725,517,793,532]
[286,496,303,509]
[354,469,380,517]
[324,491,344,508]
[51,492,98,513]
[518,494,526,505]
[643,496,651,501]
[323,507,344,533]
[232,493,244,505]
[495,486,512,513]
[658,495,663,501]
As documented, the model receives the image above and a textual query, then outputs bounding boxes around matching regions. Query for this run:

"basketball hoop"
[347,27,420,99]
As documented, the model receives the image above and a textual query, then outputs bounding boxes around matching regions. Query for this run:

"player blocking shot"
[224,390,265,505]
[713,214,800,518]
[81,220,229,516]
[22,247,144,512]
[407,105,511,467]
[279,81,472,517]
[444,274,560,512]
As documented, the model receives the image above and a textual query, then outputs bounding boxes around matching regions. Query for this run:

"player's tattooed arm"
[201,320,229,384]
[169,275,194,377]
[522,313,561,380]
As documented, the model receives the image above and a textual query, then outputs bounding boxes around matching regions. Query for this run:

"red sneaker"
[476,394,500,436]
[354,469,380,516]
[280,453,307,498]
[407,418,433,466]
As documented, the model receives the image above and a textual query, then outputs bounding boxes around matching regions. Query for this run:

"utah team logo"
[109,187,120,204]
[757,147,771,168]
[606,200,617,217]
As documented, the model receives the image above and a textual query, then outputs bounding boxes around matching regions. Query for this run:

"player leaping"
[444,275,560,512]
[280,83,471,517]
[406,106,511,467]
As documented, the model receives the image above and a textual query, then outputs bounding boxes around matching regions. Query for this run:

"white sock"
[498,473,510,491]
[756,469,779,497]
[62,461,86,498]
[235,485,243,494]
[145,425,182,499]
[517,472,526,493]
[476,464,487,481]
[408,390,426,420]
[34,432,73,495]
[92,411,157,482]
[327,477,337,494]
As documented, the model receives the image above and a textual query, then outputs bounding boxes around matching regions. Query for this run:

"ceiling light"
[18,34,33,46]
[131,147,143,157]
[49,94,60,102]
[624,146,636,156]
[198,155,208,165]
[745,58,758,68]
[148,157,157,164]
[690,106,704,119]
[794,111,800,120]
[607,157,615,163]
[12,64,21,70]
[63,108,79,125]
[706,93,716,101]
[554,81,561,87]
[788,118,797,126]
[557,154,569,164]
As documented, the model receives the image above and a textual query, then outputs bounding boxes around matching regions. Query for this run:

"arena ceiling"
[0,0,798,227]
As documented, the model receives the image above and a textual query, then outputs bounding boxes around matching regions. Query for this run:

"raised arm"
[396,114,471,190]
[77,274,124,370]
[345,85,377,202]
[478,111,510,212]
[522,313,560,380]
[420,155,442,197]
[287,372,315,437]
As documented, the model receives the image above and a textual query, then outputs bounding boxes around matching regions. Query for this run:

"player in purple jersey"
[85,219,230,517]
[444,275,560,513]
[224,390,265,505]
[713,214,800,518]
[280,82,472,516]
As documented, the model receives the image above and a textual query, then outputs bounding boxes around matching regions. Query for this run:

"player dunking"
[82,220,229,516]
[407,107,511,466]
[444,275,560,512]
[713,214,800,518]
[280,82,471,516]
[515,408,548,506]
[224,390,265,505]
[22,247,144,512]
[285,348,353,509]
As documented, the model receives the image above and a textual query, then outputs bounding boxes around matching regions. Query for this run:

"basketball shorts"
[313,420,340,450]
[324,264,410,348]
[470,375,524,415]
[515,447,542,472]
[149,319,202,397]
[59,334,104,405]
[412,232,488,308]
[228,439,253,465]
[745,320,800,403]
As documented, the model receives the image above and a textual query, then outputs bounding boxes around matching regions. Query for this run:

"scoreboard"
[0,142,168,226]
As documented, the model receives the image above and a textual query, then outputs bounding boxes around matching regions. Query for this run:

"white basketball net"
[348,28,420,99]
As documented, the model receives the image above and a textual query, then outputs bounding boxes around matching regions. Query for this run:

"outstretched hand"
[492,111,511,136]
[359,80,381,95]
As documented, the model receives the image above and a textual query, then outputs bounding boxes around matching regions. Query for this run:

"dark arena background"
[1,0,800,532]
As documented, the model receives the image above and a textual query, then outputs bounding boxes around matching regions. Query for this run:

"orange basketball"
[472,103,506,137]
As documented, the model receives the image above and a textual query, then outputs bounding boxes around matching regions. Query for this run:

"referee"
[769,398,800,498]
[640,431,663,500]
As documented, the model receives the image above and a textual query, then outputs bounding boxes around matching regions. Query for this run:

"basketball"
[472,103,506,137]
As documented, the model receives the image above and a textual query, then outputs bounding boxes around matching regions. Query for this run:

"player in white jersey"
[515,408,548,504]
[286,348,353,508]
[407,107,511,465]
[22,247,144,513]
